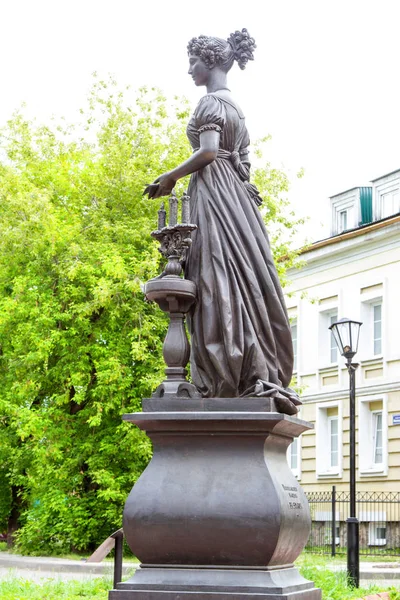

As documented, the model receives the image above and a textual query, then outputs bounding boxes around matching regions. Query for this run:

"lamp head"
[329,317,362,361]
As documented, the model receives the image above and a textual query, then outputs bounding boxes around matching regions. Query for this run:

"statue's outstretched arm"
[144,130,219,199]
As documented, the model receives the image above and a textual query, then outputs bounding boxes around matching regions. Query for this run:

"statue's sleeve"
[194,95,226,135]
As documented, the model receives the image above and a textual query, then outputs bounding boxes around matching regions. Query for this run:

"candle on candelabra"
[158,202,166,229]
[169,192,178,226]
[181,193,190,224]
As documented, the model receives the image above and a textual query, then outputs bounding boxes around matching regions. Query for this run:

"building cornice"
[330,186,360,199]
[301,214,400,255]
[370,168,400,182]
[301,380,400,404]
[288,217,400,282]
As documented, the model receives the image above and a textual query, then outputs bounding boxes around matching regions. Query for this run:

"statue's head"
[187,29,256,86]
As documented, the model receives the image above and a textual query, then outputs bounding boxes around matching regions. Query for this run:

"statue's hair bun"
[227,29,256,70]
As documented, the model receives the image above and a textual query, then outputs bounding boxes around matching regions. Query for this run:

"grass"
[298,555,400,599]
[0,575,112,599]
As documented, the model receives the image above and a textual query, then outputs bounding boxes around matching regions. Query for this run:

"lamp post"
[329,317,362,588]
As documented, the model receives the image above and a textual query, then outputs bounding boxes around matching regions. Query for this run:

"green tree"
[0,76,304,554]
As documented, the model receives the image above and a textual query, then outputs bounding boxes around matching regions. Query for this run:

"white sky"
[1,0,400,243]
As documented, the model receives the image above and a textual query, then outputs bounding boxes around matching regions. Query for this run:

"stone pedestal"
[109,400,321,599]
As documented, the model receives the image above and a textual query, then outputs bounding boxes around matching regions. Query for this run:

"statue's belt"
[193,148,263,207]
[193,147,249,180]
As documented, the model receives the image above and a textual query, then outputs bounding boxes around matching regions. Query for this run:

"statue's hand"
[143,173,176,199]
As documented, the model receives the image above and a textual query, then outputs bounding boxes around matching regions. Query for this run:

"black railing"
[87,527,124,588]
[306,487,400,557]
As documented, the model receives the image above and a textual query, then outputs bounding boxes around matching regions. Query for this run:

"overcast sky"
[1,0,400,243]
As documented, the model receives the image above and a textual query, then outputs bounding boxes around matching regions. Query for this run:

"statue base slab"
[110,565,321,599]
[109,402,320,600]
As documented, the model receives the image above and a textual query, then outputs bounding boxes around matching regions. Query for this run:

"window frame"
[327,415,339,469]
[318,307,339,368]
[291,318,298,373]
[338,209,348,232]
[368,522,387,546]
[372,410,383,465]
[372,171,400,220]
[330,190,358,236]
[379,188,400,219]
[316,401,343,479]
[329,312,338,364]
[335,525,340,545]
[358,395,388,477]
[359,287,384,361]
[287,414,301,480]
[372,302,382,356]
[287,436,301,480]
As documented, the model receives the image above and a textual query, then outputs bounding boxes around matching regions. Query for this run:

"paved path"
[0,552,138,582]
[326,560,400,584]
[0,552,399,588]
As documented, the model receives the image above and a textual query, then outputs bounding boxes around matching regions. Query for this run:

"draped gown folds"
[185,91,300,414]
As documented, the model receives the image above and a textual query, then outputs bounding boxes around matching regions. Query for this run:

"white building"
[286,168,400,493]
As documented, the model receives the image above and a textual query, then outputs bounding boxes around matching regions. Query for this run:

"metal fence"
[305,487,400,557]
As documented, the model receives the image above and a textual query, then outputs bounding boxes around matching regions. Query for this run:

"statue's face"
[188,54,209,87]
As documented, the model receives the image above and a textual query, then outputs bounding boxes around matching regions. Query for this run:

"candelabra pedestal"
[145,276,199,398]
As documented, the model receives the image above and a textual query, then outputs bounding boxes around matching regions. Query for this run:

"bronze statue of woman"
[145,29,300,415]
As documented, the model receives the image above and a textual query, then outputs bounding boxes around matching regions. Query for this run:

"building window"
[328,416,339,468]
[360,289,383,360]
[335,525,340,545]
[290,439,298,470]
[331,190,357,235]
[339,210,348,232]
[359,397,387,476]
[314,511,340,544]
[318,304,339,367]
[369,522,387,546]
[335,205,354,234]
[287,436,301,479]
[316,403,342,478]
[290,438,298,470]
[373,303,382,355]
[291,319,298,371]
[372,411,383,464]
[381,190,400,219]
[330,313,338,363]
[372,171,400,221]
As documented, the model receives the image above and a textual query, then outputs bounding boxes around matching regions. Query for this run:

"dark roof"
[329,186,361,199]
[370,168,400,183]
[301,212,400,254]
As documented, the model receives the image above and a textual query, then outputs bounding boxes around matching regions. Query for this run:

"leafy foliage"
[299,558,397,599]
[252,137,306,285]
[0,76,304,554]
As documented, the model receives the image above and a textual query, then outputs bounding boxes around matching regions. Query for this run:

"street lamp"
[329,317,362,588]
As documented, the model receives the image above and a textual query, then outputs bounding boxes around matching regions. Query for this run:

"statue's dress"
[186,91,299,411]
